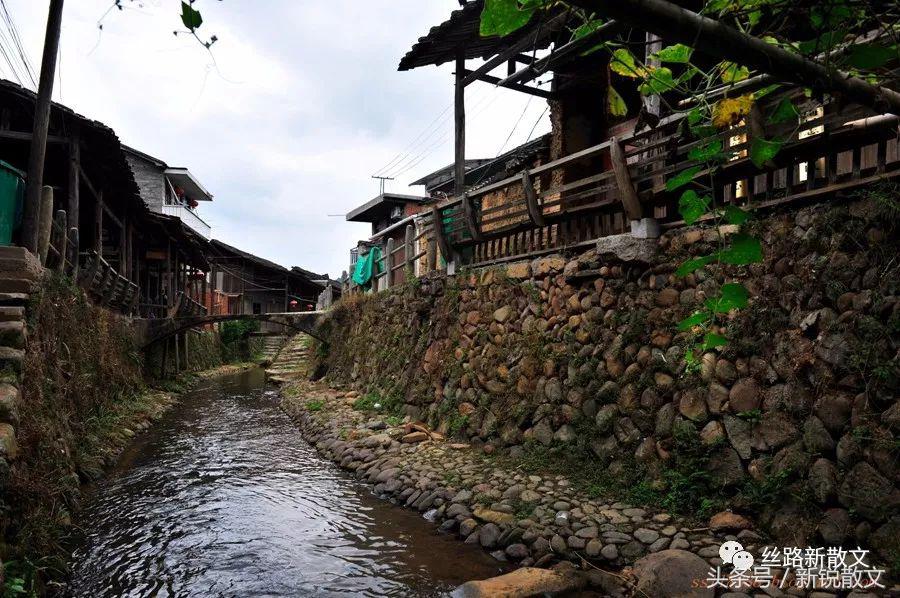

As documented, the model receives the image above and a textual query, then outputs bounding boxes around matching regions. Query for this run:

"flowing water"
[67,368,504,597]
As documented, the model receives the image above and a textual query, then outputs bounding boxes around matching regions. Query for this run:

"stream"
[66,368,504,597]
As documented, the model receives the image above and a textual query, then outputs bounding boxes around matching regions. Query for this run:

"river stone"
[505,543,529,560]
[550,534,567,554]
[803,416,835,454]
[480,523,501,548]
[634,528,660,544]
[601,544,618,560]
[459,518,478,537]
[474,506,516,526]
[632,550,713,598]
[451,567,586,598]
[808,458,838,503]
[0,423,17,460]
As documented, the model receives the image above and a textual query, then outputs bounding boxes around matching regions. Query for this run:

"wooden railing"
[174,290,207,317]
[410,87,899,268]
[46,208,79,277]
[76,250,140,315]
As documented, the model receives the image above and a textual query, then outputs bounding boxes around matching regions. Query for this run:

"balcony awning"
[165,167,213,202]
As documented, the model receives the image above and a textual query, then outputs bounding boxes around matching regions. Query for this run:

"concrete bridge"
[133,311,326,349]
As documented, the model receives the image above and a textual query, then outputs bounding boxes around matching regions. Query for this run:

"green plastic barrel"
[0,161,25,246]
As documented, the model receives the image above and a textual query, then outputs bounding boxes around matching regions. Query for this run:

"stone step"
[0,278,37,294]
[0,293,28,307]
[0,246,43,281]
[0,306,24,322]
[0,346,24,374]
[0,321,26,349]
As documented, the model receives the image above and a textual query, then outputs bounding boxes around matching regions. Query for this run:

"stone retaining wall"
[316,195,899,566]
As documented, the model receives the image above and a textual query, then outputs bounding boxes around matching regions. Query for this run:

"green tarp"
[0,160,25,246]
[352,245,382,287]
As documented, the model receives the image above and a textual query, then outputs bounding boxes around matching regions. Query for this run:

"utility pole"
[22,0,65,253]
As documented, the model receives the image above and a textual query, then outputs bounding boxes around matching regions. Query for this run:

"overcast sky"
[4,0,550,277]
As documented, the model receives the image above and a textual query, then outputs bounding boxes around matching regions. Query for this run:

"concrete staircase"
[0,247,42,474]
[264,334,313,383]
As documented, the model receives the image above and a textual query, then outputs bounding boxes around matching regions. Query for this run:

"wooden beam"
[609,136,642,220]
[521,170,546,226]
[67,126,79,232]
[464,70,554,99]
[500,20,617,87]
[94,190,103,253]
[79,165,123,229]
[455,50,466,197]
[0,130,69,143]
[462,11,570,86]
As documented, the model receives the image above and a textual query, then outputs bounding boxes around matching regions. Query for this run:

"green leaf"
[678,311,710,331]
[638,67,677,94]
[654,43,693,63]
[798,31,846,55]
[767,97,798,125]
[688,139,724,162]
[749,137,783,168]
[675,255,712,277]
[720,62,750,83]
[665,165,702,191]
[702,332,729,350]
[753,83,781,100]
[610,48,643,78]
[480,0,536,37]
[607,85,628,117]
[846,44,897,70]
[705,282,749,313]
[723,205,749,225]
[687,107,704,126]
[716,234,763,265]
[572,18,605,40]
[678,190,710,225]
[180,1,203,30]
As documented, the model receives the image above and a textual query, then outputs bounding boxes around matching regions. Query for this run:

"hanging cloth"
[351,245,382,287]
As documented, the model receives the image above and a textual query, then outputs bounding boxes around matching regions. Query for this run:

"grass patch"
[305,399,325,412]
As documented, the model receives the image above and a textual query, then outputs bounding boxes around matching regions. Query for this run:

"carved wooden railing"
[413,86,899,268]
[76,250,140,315]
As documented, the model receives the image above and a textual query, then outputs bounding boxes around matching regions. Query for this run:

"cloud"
[5,0,549,277]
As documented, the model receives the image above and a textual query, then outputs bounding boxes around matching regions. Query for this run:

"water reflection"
[68,369,503,597]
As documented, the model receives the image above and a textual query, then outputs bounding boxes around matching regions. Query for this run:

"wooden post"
[174,333,180,375]
[68,126,79,232]
[454,50,466,198]
[521,170,546,226]
[53,209,66,272]
[94,191,103,254]
[404,224,415,277]
[609,136,642,221]
[118,218,127,276]
[22,0,65,253]
[385,237,394,289]
[431,206,451,267]
[37,186,54,265]
[67,227,79,277]
[461,193,482,242]
[184,330,189,371]
[161,337,169,379]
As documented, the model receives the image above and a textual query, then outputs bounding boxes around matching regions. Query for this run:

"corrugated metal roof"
[398,1,560,71]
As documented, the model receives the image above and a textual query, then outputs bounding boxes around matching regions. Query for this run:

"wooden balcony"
[415,88,899,269]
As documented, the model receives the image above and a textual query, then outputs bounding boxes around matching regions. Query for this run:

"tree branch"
[565,0,900,115]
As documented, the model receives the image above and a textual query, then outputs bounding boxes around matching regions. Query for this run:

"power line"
[0,0,36,88]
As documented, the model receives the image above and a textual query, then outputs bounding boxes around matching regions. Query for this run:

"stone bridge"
[133,311,327,349]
